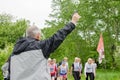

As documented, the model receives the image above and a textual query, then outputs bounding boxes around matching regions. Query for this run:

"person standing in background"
[84,58,94,80]
[78,58,82,79]
[71,57,82,80]
[1,62,9,80]
[92,59,97,80]
[78,58,82,72]
[63,57,69,68]
[63,57,69,80]
[58,62,68,80]
[49,59,57,80]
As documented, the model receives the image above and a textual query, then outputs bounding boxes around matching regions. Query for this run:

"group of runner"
[48,57,97,80]
[48,57,69,80]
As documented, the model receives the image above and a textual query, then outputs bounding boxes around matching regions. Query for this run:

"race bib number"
[61,69,66,73]
[50,67,54,72]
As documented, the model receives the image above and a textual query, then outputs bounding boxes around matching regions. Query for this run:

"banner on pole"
[97,34,104,64]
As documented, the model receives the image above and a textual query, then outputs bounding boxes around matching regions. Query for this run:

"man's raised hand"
[71,12,81,25]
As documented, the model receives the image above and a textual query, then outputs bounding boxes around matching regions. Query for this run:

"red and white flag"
[97,34,105,64]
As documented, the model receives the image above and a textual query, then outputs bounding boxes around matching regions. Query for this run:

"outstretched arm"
[41,13,80,58]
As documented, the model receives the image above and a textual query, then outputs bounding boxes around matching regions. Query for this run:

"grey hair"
[26,25,41,38]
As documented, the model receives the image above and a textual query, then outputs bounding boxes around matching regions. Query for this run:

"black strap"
[7,54,12,80]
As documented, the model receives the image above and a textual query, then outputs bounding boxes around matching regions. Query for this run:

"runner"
[84,58,94,80]
[63,57,69,68]
[92,59,97,80]
[58,62,68,80]
[71,57,82,80]
[49,59,57,80]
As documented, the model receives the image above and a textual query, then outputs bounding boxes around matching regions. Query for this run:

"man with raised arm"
[9,12,80,80]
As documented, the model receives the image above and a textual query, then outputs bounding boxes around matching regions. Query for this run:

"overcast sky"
[0,0,52,29]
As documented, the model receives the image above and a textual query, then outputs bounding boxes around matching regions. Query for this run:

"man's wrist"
[71,20,77,25]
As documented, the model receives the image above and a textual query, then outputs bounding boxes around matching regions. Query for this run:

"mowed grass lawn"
[67,69,120,80]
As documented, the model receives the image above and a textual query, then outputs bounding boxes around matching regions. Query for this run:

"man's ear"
[35,33,40,40]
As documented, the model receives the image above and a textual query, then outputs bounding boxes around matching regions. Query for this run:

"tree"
[44,0,120,69]
[0,13,29,49]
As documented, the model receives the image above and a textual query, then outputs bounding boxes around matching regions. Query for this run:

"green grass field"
[0,69,120,80]
[67,69,120,80]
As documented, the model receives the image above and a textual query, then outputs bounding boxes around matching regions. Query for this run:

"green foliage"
[0,13,29,49]
[0,44,13,80]
[44,0,120,69]
[95,70,120,80]
[114,46,120,69]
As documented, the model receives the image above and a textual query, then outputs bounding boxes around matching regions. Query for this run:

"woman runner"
[71,57,82,80]
[84,58,94,80]
[49,59,57,80]
[58,61,68,80]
